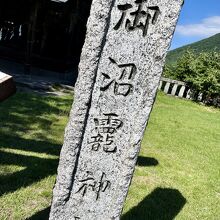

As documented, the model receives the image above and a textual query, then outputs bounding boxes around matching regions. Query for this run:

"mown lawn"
[0,92,219,220]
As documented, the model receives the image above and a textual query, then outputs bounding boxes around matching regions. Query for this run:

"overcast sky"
[170,0,220,50]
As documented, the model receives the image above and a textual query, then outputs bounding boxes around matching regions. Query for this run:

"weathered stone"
[171,84,178,96]
[198,92,203,101]
[158,80,163,90]
[186,89,192,99]
[164,82,171,94]
[50,0,184,219]
[178,85,186,97]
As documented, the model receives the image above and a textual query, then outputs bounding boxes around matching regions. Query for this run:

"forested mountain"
[166,33,220,65]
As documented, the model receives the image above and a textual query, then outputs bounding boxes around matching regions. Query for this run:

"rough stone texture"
[50,0,184,219]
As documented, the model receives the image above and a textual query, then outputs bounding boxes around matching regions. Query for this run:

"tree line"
[164,50,220,107]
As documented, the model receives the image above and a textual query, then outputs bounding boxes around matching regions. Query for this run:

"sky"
[170,0,220,50]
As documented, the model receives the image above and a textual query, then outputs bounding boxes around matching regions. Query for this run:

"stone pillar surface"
[158,80,163,90]
[164,82,170,94]
[198,92,203,101]
[186,89,191,99]
[178,85,186,97]
[171,83,178,96]
[49,0,184,219]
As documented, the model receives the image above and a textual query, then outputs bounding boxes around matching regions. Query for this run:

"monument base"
[0,72,16,102]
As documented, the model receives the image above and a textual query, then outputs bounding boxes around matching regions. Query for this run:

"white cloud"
[176,16,220,37]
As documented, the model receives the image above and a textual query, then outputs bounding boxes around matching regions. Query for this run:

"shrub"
[164,50,220,106]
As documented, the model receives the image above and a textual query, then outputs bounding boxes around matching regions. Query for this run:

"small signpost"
[50,0,184,219]
[0,72,16,102]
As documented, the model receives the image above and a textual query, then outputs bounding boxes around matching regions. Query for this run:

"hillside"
[166,33,220,65]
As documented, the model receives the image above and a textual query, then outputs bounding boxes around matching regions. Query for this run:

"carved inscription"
[76,171,111,200]
[100,57,136,96]
[114,0,160,36]
[49,0,184,218]
[88,113,123,153]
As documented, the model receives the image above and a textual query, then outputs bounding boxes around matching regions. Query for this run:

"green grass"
[0,92,220,219]
[123,93,220,220]
[0,93,72,220]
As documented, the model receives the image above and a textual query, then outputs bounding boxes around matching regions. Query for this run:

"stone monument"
[50,0,184,219]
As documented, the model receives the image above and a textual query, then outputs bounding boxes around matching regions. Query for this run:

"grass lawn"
[0,92,219,219]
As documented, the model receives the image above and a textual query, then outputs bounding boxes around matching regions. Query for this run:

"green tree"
[164,50,220,104]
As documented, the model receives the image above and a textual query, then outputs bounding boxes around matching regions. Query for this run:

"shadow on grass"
[0,150,59,196]
[122,188,186,220]
[0,134,61,156]
[27,188,186,220]
[137,156,159,167]
[0,92,72,196]
[27,207,51,220]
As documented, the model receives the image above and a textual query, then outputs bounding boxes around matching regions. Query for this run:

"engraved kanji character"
[100,58,136,96]
[89,113,123,153]
[76,171,111,200]
[90,133,103,151]
[114,0,160,36]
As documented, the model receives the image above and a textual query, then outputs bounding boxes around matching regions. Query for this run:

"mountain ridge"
[166,33,220,65]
